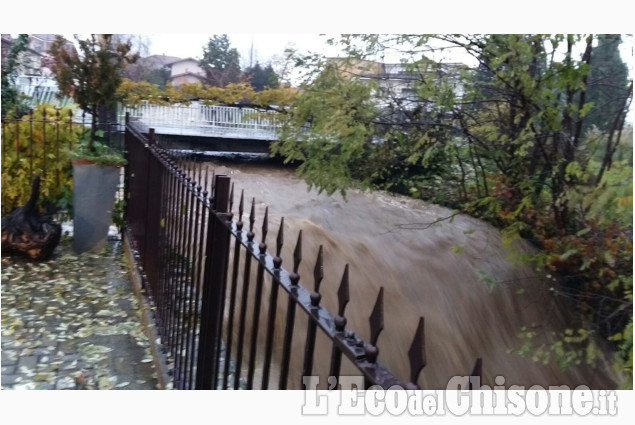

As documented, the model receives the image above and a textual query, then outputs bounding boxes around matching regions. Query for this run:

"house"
[1,34,13,65]
[326,57,384,79]
[28,34,57,55]
[2,34,75,73]
[124,54,181,86]
[327,57,466,104]
[1,34,46,77]
[2,34,75,107]
[166,57,208,87]
[327,58,417,100]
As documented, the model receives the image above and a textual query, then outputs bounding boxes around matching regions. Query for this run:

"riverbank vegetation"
[273,34,633,387]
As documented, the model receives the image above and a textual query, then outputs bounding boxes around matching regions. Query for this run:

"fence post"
[196,174,231,389]
[123,114,130,231]
[148,128,155,145]
[142,128,163,300]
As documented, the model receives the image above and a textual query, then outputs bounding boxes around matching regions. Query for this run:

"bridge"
[122,102,282,153]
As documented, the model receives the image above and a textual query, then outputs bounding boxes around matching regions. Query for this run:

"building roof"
[140,54,183,67]
[166,57,201,66]
[30,34,57,42]
[124,54,182,72]
[123,54,184,81]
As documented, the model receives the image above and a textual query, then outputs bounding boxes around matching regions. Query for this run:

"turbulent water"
[197,155,620,390]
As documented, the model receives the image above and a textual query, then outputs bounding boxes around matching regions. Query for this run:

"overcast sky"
[147,34,337,65]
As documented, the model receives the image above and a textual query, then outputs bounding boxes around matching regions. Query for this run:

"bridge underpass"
[152,132,273,154]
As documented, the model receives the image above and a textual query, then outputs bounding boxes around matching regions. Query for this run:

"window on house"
[401,88,417,98]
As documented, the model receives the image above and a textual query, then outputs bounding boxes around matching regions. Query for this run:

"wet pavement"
[1,236,161,390]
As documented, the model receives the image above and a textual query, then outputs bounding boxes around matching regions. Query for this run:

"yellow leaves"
[1,105,78,215]
[215,82,253,104]
[618,196,633,207]
[564,161,586,181]
[117,79,164,106]
[251,86,298,108]
[450,245,464,254]
[118,79,298,109]
[178,82,206,99]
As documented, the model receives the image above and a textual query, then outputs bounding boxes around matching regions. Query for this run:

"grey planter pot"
[72,161,121,253]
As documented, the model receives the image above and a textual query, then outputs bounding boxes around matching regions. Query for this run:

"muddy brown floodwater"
[199,156,621,390]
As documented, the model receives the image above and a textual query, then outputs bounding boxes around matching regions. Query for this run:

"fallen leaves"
[1,239,159,390]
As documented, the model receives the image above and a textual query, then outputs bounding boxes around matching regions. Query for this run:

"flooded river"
[199,155,620,390]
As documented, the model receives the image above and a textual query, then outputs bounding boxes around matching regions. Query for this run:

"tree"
[274,61,378,196]
[270,45,298,87]
[200,34,241,87]
[584,35,630,133]
[124,56,173,89]
[1,34,30,118]
[244,62,280,91]
[276,34,633,380]
[281,35,610,230]
[583,35,632,185]
[113,34,151,57]
[49,34,138,151]
[145,66,171,89]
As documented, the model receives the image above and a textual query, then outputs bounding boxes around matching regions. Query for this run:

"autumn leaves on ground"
[0,239,159,390]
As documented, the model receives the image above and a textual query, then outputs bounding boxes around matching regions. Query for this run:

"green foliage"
[49,34,138,151]
[1,105,79,215]
[142,66,171,89]
[609,318,633,387]
[244,63,280,91]
[69,130,126,166]
[202,34,239,70]
[477,269,500,290]
[516,325,612,374]
[112,199,126,235]
[278,34,633,383]
[201,35,242,87]
[273,62,378,196]
[584,35,630,133]
[1,34,31,119]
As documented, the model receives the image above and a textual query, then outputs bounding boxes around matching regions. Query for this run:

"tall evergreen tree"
[1,34,30,118]
[584,34,629,133]
[200,35,241,87]
[244,62,280,91]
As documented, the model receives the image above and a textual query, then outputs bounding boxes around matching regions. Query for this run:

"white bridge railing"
[12,82,283,140]
[121,101,282,140]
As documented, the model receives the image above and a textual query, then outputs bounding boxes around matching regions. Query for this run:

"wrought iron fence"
[124,117,483,390]
[1,107,124,215]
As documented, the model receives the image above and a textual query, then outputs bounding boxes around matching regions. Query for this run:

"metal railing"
[124,118,483,390]
[121,102,281,140]
[1,108,123,215]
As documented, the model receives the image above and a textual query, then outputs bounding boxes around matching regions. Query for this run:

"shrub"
[1,104,80,215]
